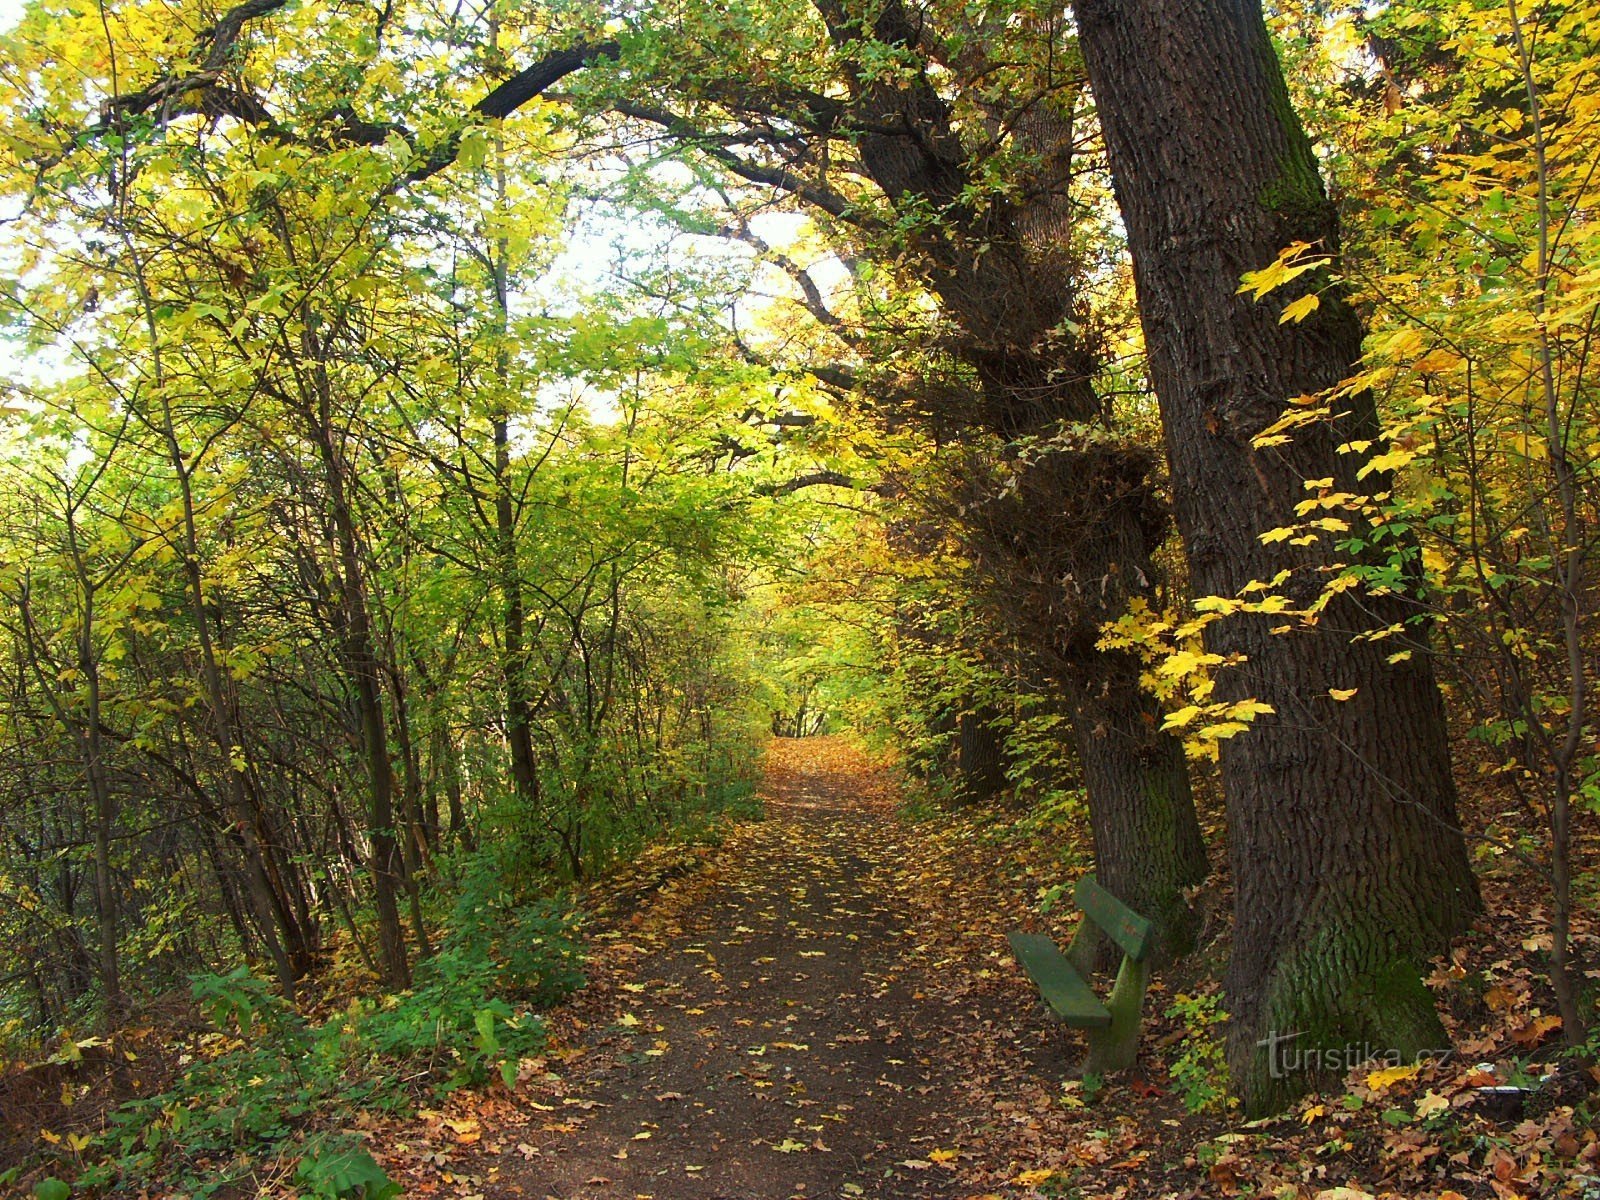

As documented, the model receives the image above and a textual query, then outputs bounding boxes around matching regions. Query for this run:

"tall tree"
[65,0,1212,959]
[620,0,1212,953]
[1074,0,1481,1110]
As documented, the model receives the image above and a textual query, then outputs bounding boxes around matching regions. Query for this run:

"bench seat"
[1006,932,1111,1028]
[1006,874,1156,1074]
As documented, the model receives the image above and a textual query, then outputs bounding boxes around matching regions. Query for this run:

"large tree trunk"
[1075,0,1481,1111]
[952,430,1211,960]
[815,0,1210,957]
[955,706,1009,802]
[1073,668,1209,962]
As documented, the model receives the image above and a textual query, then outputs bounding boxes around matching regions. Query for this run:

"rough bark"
[807,0,1210,953]
[1074,0,1481,1111]
[949,433,1210,958]
[955,706,1010,802]
[1073,678,1207,961]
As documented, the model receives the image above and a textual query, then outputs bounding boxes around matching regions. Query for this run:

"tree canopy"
[0,0,1594,1193]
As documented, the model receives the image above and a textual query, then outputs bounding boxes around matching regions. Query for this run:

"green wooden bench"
[1007,874,1154,1074]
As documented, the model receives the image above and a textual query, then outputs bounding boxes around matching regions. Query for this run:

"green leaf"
[474,1007,499,1054]
[34,1180,71,1200]
[296,1147,400,1200]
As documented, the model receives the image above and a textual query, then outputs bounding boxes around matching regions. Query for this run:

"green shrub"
[355,893,581,1092]
[69,894,584,1194]
[1166,991,1232,1113]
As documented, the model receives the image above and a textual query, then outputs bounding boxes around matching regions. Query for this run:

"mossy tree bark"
[1074,0,1481,1112]
[1073,678,1206,962]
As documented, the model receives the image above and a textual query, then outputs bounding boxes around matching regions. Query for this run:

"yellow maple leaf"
[1366,1062,1420,1091]
[1279,293,1321,324]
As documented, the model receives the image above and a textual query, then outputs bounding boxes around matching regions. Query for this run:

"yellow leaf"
[1279,293,1321,323]
[1162,705,1202,729]
[1301,1103,1326,1124]
[1366,1063,1420,1091]
[929,1148,958,1163]
[1328,687,1358,701]
[1016,1168,1057,1186]
[1158,650,1204,677]
[1238,259,1288,299]
[1357,447,1417,479]
[1374,327,1425,360]
[1225,700,1275,720]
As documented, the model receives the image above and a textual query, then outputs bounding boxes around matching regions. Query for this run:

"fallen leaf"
[1510,1014,1561,1047]
[1366,1063,1420,1091]
[1416,1090,1450,1118]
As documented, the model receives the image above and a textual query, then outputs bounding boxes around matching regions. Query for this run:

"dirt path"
[480,737,1075,1200]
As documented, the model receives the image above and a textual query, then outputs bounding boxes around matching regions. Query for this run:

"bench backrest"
[1075,874,1152,962]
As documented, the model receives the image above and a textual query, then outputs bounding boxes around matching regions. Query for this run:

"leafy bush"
[296,1144,401,1199]
[66,893,584,1194]
[353,891,581,1092]
[85,970,345,1194]
[1166,991,1232,1113]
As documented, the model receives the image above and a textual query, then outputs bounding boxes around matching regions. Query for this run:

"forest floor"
[396,734,1088,1199]
[369,736,1598,1200]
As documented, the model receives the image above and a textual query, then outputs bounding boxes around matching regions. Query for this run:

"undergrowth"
[13,773,770,1198]
[28,890,581,1199]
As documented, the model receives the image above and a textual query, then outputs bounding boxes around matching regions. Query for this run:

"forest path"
[477,736,1076,1200]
